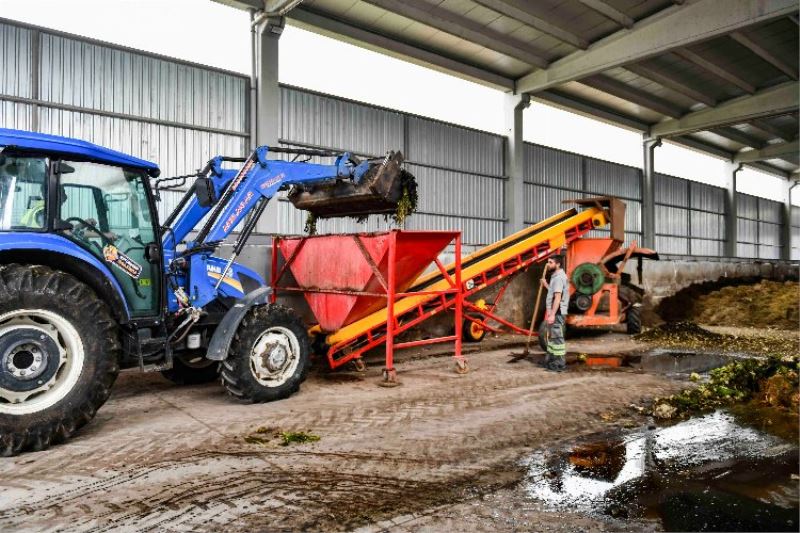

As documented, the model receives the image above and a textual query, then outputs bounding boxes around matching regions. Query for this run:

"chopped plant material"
[304,212,318,235]
[302,169,418,234]
[244,435,271,445]
[391,169,418,226]
[636,321,798,358]
[244,428,321,446]
[278,431,320,446]
[652,355,799,418]
[659,280,799,329]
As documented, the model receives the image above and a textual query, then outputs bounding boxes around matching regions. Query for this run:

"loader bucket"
[287,151,416,219]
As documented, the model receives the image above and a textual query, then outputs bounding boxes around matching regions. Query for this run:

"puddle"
[523,410,799,531]
[639,349,733,374]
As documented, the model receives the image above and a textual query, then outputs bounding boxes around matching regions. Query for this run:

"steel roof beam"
[730,31,799,80]
[361,0,549,68]
[750,117,796,142]
[577,0,634,29]
[713,126,767,148]
[473,0,588,49]
[674,48,756,94]
[516,0,796,94]
[734,140,799,163]
[625,63,716,107]
[531,91,650,131]
[649,81,799,138]
[289,8,514,90]
[581,75,685,117]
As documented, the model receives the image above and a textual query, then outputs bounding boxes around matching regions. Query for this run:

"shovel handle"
[524,267,548,351]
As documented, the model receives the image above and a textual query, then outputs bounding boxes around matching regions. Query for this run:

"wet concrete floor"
[523,408,799,532]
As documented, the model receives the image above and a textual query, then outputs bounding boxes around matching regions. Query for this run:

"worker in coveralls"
[541,255,569,371]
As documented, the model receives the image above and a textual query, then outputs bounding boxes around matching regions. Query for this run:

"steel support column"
[780,179,795,261]
[724,161,744,257]
[641,136,661,249]
[504,93,530,235]
[253,14,284,147]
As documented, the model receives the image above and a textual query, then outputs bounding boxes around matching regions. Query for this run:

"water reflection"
[524,411,799,531]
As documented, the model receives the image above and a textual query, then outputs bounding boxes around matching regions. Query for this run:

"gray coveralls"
[545,269,569,369]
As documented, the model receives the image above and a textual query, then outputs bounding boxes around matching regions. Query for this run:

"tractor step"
[288,151,415,219]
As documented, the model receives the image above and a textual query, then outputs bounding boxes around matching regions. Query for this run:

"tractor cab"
[0,130,163,319]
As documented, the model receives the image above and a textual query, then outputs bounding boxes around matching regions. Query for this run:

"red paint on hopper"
[276,231,454,332]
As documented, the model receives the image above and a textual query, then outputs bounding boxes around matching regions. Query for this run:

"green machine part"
[571,262,605,295]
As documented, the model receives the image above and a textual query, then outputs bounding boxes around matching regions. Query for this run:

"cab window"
[0,154,49,230]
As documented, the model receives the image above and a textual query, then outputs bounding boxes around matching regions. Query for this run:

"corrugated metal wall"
[0,17,792,261]
[0,18,250,224]
[523,143,642,245]
[736,193,785,259]
[654,173,726,257]
[266,87,506,248]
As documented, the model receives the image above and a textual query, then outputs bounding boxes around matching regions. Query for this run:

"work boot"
[539,354,552,368]
[547,358,566,372]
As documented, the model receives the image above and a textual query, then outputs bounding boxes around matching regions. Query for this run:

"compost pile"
[651,355,799,418]
[677,280,799,330]
[636,321,798,358]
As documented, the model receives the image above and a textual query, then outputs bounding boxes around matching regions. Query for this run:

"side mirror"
[194,177,217,208]
[144,242,161,264]
[54,161,75,175]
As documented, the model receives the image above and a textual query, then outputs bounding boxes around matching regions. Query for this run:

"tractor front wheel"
[221,304,310,403]
[0,265,120,456]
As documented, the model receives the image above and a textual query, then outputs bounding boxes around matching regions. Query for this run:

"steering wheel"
[64,216,115,247]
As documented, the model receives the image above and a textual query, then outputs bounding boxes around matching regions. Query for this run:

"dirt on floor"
[658,280,799,330]
[0,332,684,533]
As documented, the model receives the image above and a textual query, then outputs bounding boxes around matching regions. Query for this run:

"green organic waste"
[304,212,318,235]
[652,355,799,418]
[636,321,798,358]
[391,169,418,226]
[302,169,418,234]
[244,428,321,446]
[278,431,321,446]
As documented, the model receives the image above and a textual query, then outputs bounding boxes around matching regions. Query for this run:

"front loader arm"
[200,147,365,245]
[174,146,367,310]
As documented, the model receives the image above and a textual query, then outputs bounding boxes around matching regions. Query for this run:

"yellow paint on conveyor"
[325,206,609,346]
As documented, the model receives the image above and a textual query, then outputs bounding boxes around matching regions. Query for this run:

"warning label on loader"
[103,244,143,279]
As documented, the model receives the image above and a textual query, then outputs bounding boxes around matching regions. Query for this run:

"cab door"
[57,161,161,318]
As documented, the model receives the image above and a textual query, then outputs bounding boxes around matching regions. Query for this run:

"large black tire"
[619,285,643,335]
[626,305,642,335]
[161,353,219,385]
[0,264,120,456]
[220,304,310,403]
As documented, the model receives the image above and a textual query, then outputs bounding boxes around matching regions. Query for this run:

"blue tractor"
[0,128,412,455]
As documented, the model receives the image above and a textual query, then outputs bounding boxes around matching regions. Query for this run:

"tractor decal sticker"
[206,265,243,292]
[260,173,284,190]
[222,190,254,233]
[103,244,143,279]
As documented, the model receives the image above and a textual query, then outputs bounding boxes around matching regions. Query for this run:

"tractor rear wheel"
[161,352,219,385]
[221,304,310,403]
[0,264,120,456]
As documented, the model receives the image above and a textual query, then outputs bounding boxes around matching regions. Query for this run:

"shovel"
[510,267,548,359]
